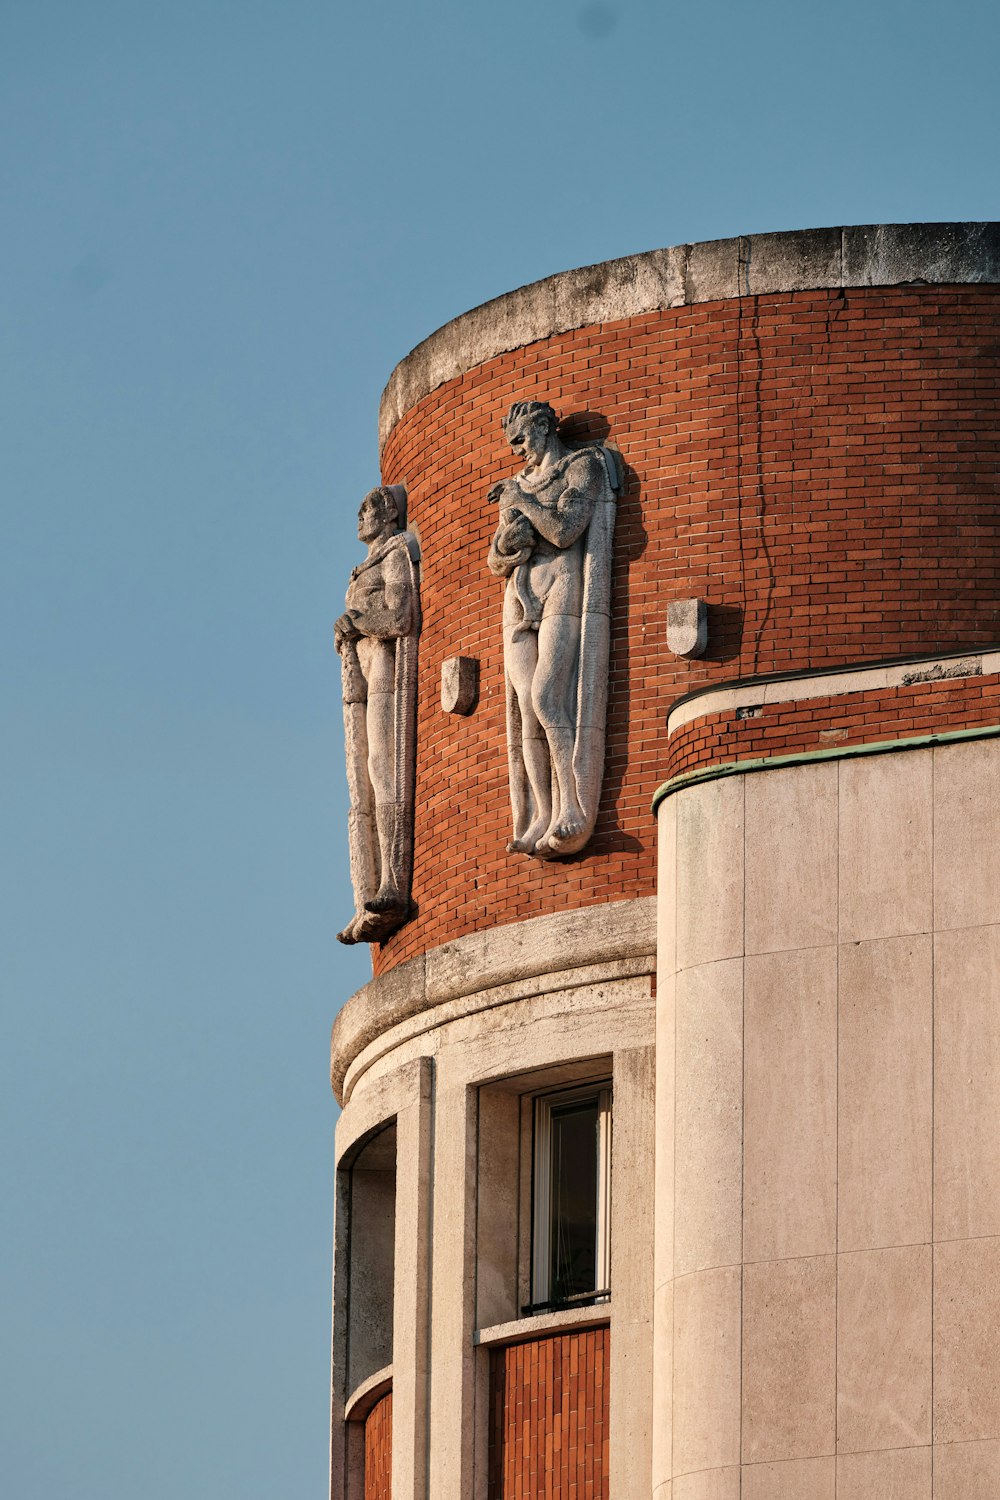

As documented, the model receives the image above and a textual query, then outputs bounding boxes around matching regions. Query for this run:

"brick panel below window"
[363,1390,392,1500]
[488,1328,609,1499]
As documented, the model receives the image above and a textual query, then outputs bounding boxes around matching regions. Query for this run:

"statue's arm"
[507,453,603,549]
[488,509,535,577]
[487,532,514,577]
[345,547,415,640]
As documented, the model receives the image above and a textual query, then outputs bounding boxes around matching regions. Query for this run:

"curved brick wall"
[487,1328,609,1500]
[661,670,1000,790]
[363,1390,391,1500]
[375,281,1000,976]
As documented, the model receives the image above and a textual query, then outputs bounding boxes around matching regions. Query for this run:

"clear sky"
[2,1,997,1495]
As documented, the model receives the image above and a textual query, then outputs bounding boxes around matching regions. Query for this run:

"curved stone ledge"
[667,646,1000,734]
[344,1364,392,1422]
[331,896,656,1104]
[379,221,1000,450]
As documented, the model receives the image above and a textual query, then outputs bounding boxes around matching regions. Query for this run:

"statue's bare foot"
[366,887,407,917]
[507,815,549,857]
[336,918,360,945]
[543,808,588,857]
[354,910,386,942]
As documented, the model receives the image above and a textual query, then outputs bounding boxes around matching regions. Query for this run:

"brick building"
[330,223,1000,1499]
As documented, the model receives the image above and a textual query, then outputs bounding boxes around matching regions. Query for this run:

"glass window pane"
[548,1099,599,1301]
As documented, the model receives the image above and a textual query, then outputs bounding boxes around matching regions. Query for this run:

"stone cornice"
[379,221,1000,452]
[330,896,656,1104]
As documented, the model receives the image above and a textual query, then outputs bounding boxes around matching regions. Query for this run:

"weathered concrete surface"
[333,964,655,1500]
[379,222,1000,450]
[330,896,656,1103]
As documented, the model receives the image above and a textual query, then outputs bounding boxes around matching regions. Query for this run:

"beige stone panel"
[836,1244,931,1452]
[838,935,933,1250]
[674,959,743,1277]
[671,1468,740,1500]
[675,777,744,972]
[426,1078,477,1500]
[935,1236,1000,1443]
[610,1047,656,1500]
[838,750,932,942]
[658,796,678,982]
[935,1439,1000,1498]
[391,1063,433,1500]
[934,738,1000,931]
[744,761,838,955]
[741,1456,835,1499]
[836,1446,931,1498]
[651,1279,673,1496]
[654,969,676,1290]
[742,1254,836,1464]
[743,948,837,1263]
[934,925,1000,1241]
[672,1266,742,1475]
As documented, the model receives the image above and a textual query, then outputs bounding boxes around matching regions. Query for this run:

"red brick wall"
[376,286,1000,975]
[488,1327,609,1499]
[664,672,1000,784]
[363,1390,391,1500]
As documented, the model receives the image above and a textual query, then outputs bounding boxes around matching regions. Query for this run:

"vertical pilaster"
[392,1057,434,1500]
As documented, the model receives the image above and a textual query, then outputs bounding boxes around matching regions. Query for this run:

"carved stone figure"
[335,486,420,944]
[487,401,620,859]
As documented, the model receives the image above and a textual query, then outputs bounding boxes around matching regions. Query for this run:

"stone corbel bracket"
[441,656,479,715]
[667,598,708,659]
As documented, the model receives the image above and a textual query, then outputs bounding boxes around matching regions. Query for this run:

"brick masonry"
[488,1328,609,1500]
[663,673,1000,786]
[363,1391,391,1500]
[374,286,1000,975]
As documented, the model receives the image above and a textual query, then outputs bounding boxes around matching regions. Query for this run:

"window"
[529,1084,611,1311]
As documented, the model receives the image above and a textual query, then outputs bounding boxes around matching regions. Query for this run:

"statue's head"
[503,400,559,467]
[357,486,401,544]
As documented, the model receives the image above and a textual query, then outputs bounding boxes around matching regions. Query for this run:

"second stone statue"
[487,400,621,859]
[335,485,420,944]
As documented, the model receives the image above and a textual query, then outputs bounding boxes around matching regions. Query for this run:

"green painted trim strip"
[651,722,1000,815]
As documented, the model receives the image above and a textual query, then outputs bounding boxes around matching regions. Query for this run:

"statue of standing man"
[487,401,620,859]
[335,486,420,944]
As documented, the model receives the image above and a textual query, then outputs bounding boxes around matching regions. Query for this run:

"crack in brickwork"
[373,286,1000,977]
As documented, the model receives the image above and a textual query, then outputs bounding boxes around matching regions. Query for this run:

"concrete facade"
[330,224,1000,1499]
[655,731,1000,1498]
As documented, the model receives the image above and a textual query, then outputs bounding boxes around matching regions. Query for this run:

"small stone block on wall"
[441,656,479,715]
[668,599,708,659]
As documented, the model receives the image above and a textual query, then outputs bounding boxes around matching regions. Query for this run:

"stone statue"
[335,486,420,944]
[487,400,620,859]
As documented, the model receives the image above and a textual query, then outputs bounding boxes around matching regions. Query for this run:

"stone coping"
[379,221,1000,450]
[652,725,1000,816]
[330,897,656,1104]
[667,647,1000,734]
[474,1303,611,1348]
[343,1363,392,1422]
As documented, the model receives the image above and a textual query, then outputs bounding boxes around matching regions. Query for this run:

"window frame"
[528,1081,612,1313]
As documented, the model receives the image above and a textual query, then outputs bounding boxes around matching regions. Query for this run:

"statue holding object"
[487,401,620,859]
[335,486,420,944]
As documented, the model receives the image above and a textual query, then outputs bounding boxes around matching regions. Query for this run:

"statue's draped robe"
[499,445,620,851]
[340,529,420,939]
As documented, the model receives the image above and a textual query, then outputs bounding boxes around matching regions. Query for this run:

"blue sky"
[2,1,997,1495]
